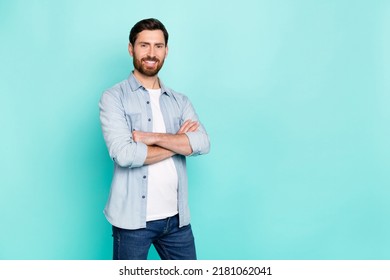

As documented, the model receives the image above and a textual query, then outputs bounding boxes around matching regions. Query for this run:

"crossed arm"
[132,120,199,165]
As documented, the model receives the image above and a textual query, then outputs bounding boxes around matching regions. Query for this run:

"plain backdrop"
[1,0,389,259]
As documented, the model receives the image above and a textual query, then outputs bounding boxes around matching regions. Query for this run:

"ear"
[165,45,169,57]
[128,43,134,57]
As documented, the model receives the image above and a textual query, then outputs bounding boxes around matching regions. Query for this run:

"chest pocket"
[125,113,142,132]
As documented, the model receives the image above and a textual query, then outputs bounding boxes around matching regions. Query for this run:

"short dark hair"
[129,18,169,46]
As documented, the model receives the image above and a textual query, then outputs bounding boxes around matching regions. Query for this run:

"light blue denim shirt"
[99,74,210,230]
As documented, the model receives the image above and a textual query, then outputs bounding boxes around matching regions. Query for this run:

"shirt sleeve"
[99,89,147,168]
[181,96,210,156]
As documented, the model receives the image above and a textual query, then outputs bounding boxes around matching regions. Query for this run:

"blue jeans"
[112,214,197,260]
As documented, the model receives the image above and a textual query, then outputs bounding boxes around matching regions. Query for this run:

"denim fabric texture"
[112,215,196,260]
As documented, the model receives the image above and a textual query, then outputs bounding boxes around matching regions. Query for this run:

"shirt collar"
[127,72,171,97]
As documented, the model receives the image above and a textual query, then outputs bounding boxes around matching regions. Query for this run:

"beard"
[133,54,165,77]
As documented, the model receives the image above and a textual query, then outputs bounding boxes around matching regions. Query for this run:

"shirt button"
[143,175,146,179]
[148,118,151,122]
[142,196,145,199]
[146,101,150,104]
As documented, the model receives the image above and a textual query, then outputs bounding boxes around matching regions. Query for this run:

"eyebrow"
[138,41,165,46]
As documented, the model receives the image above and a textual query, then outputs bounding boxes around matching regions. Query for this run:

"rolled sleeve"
[185,130,210,156]
[112,140,147,168]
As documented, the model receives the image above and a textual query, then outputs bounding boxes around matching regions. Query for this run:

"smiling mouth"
[143,59,158,68]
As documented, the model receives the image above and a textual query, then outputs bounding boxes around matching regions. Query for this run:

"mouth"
[142,58,159,68]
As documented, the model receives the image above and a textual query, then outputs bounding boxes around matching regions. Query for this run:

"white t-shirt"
[146,88,179,221]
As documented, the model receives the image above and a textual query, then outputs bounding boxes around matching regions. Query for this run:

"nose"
[148,46,155,57]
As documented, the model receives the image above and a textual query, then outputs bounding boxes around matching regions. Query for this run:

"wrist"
[153,133,169,146]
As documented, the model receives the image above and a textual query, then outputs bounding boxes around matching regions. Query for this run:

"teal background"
[1,0,389,260]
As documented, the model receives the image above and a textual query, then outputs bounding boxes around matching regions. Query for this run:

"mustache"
[142,56,159,62]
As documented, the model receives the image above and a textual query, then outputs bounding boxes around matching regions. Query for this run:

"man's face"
[129,30,168,77]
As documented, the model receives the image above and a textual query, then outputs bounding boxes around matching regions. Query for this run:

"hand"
[132,131,156,145]
[177,120,199,134]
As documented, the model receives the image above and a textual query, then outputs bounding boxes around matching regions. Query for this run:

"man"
[99,18,210,260]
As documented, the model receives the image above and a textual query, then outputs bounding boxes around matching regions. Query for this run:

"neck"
[133,70,160,89]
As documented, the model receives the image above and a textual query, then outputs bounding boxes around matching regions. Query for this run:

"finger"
[186,122,199,132]
[132,131,138,142]
[177,120,192,134]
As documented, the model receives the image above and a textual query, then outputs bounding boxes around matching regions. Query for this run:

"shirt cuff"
[185,131,209,156]
[131,142,148,167]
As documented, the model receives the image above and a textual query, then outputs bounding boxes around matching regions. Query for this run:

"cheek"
[158,51,167,60]
[133,49,146,59]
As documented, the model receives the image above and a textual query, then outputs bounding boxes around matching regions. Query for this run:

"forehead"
[135,30,165,44]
